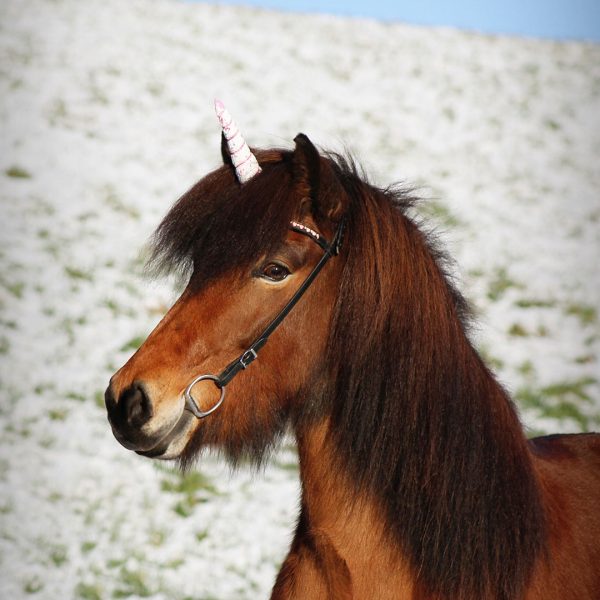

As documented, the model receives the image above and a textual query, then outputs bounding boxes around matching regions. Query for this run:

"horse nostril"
[120,382,153,428]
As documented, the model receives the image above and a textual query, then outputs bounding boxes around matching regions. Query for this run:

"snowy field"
[0,0,599,598]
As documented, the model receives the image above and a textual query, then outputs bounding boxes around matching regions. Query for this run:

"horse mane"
[319,155,547,599]
[149,147,547,599]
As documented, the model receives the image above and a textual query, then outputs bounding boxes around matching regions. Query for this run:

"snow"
[0,0,598,597]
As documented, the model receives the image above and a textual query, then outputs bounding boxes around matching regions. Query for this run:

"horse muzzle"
[105,380,192,457]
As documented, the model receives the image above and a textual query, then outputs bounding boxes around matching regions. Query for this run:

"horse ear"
[293,133,320,204]
[293,133,344,221]
[221,132,233,167]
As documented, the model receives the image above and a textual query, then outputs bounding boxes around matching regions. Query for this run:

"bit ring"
[184,374,226,419]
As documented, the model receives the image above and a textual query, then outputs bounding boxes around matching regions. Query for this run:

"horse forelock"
[147,149,299,289]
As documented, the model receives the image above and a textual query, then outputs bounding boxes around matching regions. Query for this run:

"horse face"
[105,219,339,462]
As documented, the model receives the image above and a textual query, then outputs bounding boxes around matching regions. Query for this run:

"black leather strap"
[215,217,346,387]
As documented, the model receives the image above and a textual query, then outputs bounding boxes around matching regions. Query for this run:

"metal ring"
[184,374,226,419]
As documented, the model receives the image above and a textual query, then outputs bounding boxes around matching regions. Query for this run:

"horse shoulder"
[270,525,352,600]
[526,433,600,599]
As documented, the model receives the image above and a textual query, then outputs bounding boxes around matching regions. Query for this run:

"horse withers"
[106,104,600,600]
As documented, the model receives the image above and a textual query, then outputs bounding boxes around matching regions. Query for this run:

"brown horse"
[106,125,600,599]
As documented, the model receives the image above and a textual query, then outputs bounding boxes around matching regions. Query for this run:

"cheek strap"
[184,217,347,418]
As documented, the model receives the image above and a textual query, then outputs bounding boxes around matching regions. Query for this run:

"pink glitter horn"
[214,99,262,184]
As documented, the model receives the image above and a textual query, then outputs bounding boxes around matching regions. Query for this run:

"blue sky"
[209,0,600,41]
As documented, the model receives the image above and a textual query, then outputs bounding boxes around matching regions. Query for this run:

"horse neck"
[292,419,417,597]
[294,342,545,599]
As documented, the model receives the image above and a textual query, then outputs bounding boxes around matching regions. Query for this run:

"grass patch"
[164,558,184,569]
[516,377,598,430]
[575,354,595,365]
[94,390,105,409]
[468,268,484,279]
[104,186,140,219]
[5,165,31,179]
[0,318,17,330]
[507,322,549,338]
[64,266,93,281]
[48,408,68,421]
[103,299,120,313]
[517,360,535,376]
[173,500,195,518]
[66,391,86,402]
[487,267,522,301]
[34,382,55,395]
[508,323,528,337]
[24,577,43,594]
[418,200,461,228]
[75,583,102,600]
[565,303,597,326]
[81,541,96,553]
[4,281,24,298]
[40,435,56,449]
[195,529,209,542]
[113,569,152,598]
[541,402,590,429]
[107,558,127,569]
[119,335,146,352]
[274,459,299,472]
[161,471,219,496]
[162,471,219,518]
[103,298,135,318]
[50,545,67,566]
[543,377,596,403]
[515,298,556,308]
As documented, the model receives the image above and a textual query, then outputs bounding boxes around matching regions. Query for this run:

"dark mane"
[151,148,546,599]
[148,149,301,288]
[318,156,546,599]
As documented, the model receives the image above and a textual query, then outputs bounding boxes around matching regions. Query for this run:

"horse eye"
[261,263,290,282]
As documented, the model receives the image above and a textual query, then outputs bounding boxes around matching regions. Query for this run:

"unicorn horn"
[214,99,262,184]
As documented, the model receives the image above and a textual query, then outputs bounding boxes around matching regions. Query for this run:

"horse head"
[106,103,348,467]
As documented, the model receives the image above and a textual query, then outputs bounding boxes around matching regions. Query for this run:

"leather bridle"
[184,217,347,418]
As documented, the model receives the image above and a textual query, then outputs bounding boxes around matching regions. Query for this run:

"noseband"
[184,218,346,418]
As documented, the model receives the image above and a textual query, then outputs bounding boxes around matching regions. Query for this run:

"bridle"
[183,217,347,418]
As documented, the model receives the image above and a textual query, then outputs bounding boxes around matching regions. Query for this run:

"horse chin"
[135,409,196,460]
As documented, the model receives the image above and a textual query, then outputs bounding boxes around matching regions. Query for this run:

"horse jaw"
[135,406,196,460]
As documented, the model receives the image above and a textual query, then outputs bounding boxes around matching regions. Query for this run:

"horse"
[105,102,600,599]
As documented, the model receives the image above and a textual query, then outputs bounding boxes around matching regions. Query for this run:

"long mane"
[321,155,546,599]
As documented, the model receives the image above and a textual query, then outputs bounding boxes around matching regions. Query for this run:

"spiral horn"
[214,99,262,184]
